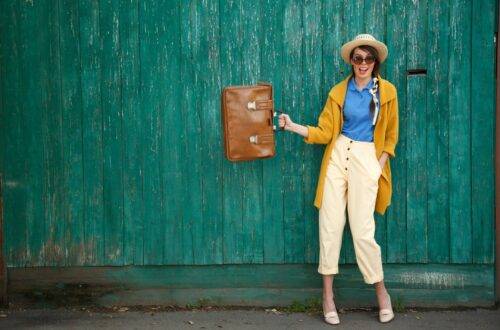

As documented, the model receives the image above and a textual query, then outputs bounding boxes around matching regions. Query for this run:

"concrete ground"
[0,307,499,330]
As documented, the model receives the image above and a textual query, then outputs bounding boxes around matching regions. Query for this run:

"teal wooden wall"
[0,0,496,269]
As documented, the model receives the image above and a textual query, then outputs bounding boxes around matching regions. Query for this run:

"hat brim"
[341,39,388,64]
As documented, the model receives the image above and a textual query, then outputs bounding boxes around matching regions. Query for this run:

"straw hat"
[340,34,388,64]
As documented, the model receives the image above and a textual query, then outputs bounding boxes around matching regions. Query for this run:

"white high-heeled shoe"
[324,310,340,325]
[379,294,395,323]
[323,296,340,325]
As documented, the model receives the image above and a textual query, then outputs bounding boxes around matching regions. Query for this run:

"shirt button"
[346,157,349,161]
[350,141,353,143]
[347,147,350,150]
[345,167,348,170]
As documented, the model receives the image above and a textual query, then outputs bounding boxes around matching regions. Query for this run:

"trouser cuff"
[363,275,384,284]
[318,267,339,275]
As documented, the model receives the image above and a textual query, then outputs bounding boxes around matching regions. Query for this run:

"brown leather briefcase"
[221,83,276,162]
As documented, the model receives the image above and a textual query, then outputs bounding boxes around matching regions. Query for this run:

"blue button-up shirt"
[341,78,378,142]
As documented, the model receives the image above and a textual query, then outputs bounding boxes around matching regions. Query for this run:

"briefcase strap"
[247,99,273,112]
[249,133,274,145]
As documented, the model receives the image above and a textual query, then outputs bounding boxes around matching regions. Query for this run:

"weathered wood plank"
[0,9,3,183]
[180,0,203,264]
[427,0,450,263]
[79,0,105,266]
[100,0,125,265]
[0,176,5,305]
[282,0,305,263]
[8,263,492,290]
[37,0,53,266]
[220,0,243,264]
[178,1,192,265]
[8,264,495,307]
[59,1,85,265]
[161,1,184,265]
[0,0,28,267]
[449,0,472,263]
[18,0,48,266]
[406,0,428,263]
[471,0,495,264]
[155,1,172,265]
[364,0,387,77]
[343,0,364,42]
[139,0,164,265]
[41,0,66,266]
[406,75,428,263]
[239,0,264,264]
[385,0,407,264]
[196,0,223,265]
[322,1,344,91]
[59,0,85,266]
[0,8,3,190]
[187,1,213,265]
[407,0,428,69]
[119,0,143,265]
[101,286,495,308]
[303,0,322,264]
[261,0,285,264]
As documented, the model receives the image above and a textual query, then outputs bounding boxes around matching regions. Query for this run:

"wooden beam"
[496,0,500,303]
[6,264,495,308]
[0,175,6,306]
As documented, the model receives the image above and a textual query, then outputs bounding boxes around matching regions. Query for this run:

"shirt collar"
[349,77,374,92]
[329,74,396,108]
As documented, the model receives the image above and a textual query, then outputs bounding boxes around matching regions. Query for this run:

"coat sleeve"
[304,96,335,145]
[383,93,399,157]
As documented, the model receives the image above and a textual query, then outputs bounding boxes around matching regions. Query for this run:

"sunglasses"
[351,55,376,65]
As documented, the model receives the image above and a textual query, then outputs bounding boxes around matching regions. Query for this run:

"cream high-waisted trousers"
[318,134,383,284]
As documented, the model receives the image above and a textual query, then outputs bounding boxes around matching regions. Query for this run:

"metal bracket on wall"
[407,69,427,76]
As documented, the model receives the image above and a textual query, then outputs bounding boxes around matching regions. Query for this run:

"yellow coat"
[304,75,399,215]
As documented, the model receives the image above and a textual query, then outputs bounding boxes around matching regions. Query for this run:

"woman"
[279,34,398,325]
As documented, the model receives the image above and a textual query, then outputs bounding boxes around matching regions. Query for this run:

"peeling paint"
[4,180,21,188]
[397,272,467,289]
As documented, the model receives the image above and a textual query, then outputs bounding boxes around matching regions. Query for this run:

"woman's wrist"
[287,122,308,138]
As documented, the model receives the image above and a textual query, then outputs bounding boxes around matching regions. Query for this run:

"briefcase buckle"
[247,101,256,111]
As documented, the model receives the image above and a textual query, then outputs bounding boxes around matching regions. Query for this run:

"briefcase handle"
[273,110,285,131]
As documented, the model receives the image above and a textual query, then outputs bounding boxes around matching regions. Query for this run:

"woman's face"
[350,47,376,80]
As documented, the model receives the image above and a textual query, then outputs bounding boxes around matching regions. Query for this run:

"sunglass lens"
[365,56,375,64]
[352,56,363,64]
[352,55,375,64]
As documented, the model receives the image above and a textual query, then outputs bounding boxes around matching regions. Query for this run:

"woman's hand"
[278,113,309,138]
[378,152,389,170]
[279,113,294,131]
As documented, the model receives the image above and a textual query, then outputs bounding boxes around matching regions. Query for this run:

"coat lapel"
[378,75,396,106]
[329,75,351,108]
